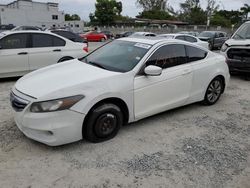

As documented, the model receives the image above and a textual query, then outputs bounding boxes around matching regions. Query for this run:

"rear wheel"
[203,77,223,105]
[83,103,123,143]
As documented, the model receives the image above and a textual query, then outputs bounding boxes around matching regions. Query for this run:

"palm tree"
[241,4,250,20]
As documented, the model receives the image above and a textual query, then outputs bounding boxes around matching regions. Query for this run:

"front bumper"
[227,59,250,73]
[11,89,85,146]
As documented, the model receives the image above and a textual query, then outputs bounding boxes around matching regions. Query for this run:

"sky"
[1,0,250,20]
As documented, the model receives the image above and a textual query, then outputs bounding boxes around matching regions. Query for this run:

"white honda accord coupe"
[0,30,88,78]
[10,37,230,146]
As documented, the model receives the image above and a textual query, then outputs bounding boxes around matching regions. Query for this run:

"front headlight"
[221,43,228,52]
[30,95,84,113]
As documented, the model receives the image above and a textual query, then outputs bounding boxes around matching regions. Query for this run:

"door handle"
[53,49,61,52]
[182,69,192,75]
[18,52,28,55]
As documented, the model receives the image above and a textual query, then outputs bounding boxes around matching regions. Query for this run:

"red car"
[80,31,107,42]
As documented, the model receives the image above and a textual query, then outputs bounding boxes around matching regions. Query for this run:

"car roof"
[133,32,155,35]
[118,36,178,45]
[159,33,197,37]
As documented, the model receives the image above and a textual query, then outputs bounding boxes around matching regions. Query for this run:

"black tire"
[100,38,106,42]
[208,43,213,51]
[203,77,224,105]
[83,103,123,143]
[58,57,73,63]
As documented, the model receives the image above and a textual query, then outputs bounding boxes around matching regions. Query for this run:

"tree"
[137,10,173,20]
[65,14,81,21]
[206,0,219,26]
[210,14,231,27]
[89,0,122,25]
[136,0,167,11]
[241,4,250,19]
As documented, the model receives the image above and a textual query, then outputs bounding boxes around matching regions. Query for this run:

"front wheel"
[83,103,123,143]
[100,38,106,42]
[203,77,223,105]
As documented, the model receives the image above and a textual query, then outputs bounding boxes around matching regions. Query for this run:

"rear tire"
[203,77,224,105]
[83,103,123,143]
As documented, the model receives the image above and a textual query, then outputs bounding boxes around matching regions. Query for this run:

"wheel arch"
[58,56,74,63]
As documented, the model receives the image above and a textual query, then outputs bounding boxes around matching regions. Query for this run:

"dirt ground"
[0,74,249,188]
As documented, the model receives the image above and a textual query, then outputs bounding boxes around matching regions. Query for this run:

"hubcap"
[95,113,117,137]
[207,80,222,103]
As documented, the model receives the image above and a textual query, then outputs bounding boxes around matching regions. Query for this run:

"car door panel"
[0,33,29,77]
[134,64,193,120]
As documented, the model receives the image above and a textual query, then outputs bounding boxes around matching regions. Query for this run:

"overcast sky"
[1,0,250,20]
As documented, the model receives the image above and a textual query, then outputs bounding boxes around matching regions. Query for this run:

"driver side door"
[134,44,193,120]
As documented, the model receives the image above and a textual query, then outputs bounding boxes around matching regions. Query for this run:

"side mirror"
[144,65,162,76]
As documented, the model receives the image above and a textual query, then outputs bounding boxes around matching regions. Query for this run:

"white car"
[130,32,157,37]
[11,38,230,146]
[158,33,209,49]
[0,31,87,78]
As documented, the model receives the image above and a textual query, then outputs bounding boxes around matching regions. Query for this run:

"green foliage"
[65,14,81,21]
[210,14,231,27]
[137,10,174,20]
[136,0,167,11]
[89,0,122,25]
[241,4,250,19]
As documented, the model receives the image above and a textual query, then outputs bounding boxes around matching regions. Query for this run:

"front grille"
[227,48,250,62]
[10,92,30,112]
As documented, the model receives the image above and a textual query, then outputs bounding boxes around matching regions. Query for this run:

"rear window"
[186,45,207,62]
[32,33,65,47]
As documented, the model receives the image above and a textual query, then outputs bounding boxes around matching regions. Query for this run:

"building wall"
[64,21,84,33]
[0,0,65,28]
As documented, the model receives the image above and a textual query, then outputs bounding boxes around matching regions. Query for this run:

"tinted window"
[185,36,197,43]
[32,34,65,47]
[175,35,185,41]
[52,31,83,43]
[186,45,207,62]
[147,44,187,69]
[0,34,28,49]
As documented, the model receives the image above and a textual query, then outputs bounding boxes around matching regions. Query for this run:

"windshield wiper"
[89,61,107,70]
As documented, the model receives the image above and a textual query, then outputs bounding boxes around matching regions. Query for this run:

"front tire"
[203,77,223,105]
[83,104,123,143]
[100,38,106,42]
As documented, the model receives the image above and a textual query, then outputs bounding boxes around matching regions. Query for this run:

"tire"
[100,38,106,42]
[83,103,123,143]
[208,43,213,51]
[58,57,73,63]
[203,77,224,105]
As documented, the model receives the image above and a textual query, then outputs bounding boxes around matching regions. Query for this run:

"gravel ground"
[0,44,249,188]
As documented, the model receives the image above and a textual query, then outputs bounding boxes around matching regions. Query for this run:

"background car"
[0,31,87,78]
[178,31,199,37]
[50,30,88,52]
[80,31,107,42]
[130,32,157,37]
[11,38,229,146]
[115,31,134,39]
[101,30,114,39]
[198,31,228,50]
[220,21,250,77]
[0,24,15,32]
[158,33,209,49]
[12,26,42,31]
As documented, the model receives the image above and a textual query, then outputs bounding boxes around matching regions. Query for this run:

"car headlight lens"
[30,95,84,113]
[221,43,228,52]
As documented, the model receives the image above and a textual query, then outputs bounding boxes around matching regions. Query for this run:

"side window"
[175,35,185,41]
[146,44,187,69]
[219,32,225,37]
[32,34,53,47]
[186,45,207,62]
[185,36,197,43]
[53,36,65,46]
[0,34,28,49]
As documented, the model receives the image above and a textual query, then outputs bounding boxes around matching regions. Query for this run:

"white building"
[0,0,84,32]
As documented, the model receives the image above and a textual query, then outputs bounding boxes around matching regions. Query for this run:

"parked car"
[0,24,15,32]
[0,31,87,78]
[101,31,114,39]
[50,30,88,52]
[12,26,42,31]
[178,31,199,37]
[130,32,157,37]
[220,21,250,75]
[115,31,134,39]
[80,31,107,42]
[10,38,230,146]
[198,31,228,50]
[158,34,209,49]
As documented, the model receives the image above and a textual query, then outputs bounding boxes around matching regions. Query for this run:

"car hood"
[225,39,250,47]
[15,59,120,99]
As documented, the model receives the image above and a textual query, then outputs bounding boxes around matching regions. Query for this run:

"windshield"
[233,23,250,39]
[0,33,5,39]
[81,40,151,73]
[199,32,215,38]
